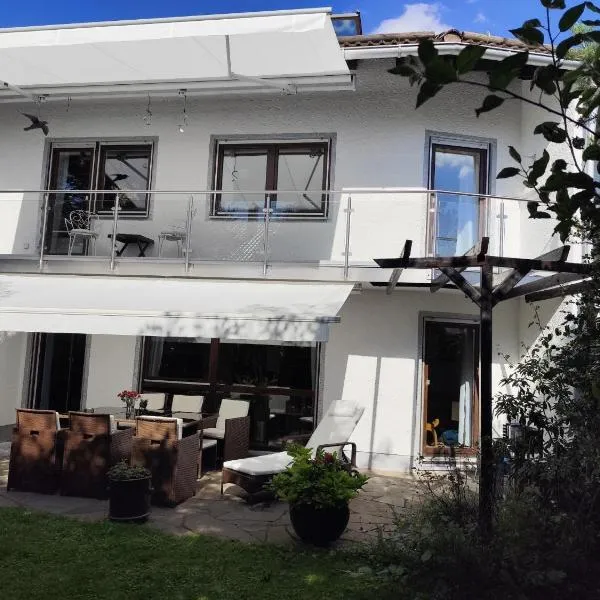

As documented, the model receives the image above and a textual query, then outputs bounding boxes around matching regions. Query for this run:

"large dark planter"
[108,476,151,522]
[289,503,350,546]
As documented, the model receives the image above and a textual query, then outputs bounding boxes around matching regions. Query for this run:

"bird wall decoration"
[21,112,49,136]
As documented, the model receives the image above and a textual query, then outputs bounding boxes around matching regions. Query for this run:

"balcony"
[0,188,570,283]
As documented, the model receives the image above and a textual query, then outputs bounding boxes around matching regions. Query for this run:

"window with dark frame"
[428,141,489,256]
[46,141,154,218]
[140,337,319,450]
[212,140,331,218]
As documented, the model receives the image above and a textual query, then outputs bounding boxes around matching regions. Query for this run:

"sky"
[0,1,540,37]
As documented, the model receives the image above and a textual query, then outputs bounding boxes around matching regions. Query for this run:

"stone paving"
[0,442,420,546]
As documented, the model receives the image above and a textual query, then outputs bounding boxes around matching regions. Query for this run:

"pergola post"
[479,262,495,537]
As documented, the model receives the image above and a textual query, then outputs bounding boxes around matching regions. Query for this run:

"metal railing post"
[184,194,193,273]
[109,193,120,271]
[262,194,272,277]
[343,194,352,280]
[38,192,50,272]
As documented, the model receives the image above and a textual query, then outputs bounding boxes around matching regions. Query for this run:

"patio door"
[31,333,87,414]
[45,146,96,255]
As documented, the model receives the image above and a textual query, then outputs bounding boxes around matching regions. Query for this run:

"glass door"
[45,147,95,255]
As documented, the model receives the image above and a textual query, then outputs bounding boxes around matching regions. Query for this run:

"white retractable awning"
[0,9,352,98]
[0,275,353,342]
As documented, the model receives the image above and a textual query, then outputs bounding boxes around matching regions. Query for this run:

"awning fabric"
[0,275,353,342]
[0,10,351,96]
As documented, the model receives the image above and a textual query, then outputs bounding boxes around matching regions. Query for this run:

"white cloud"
[372,3,450,34]
[435,152,475,180]
[474,12,488,23]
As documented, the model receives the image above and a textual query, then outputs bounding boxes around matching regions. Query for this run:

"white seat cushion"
[109,415,117,434]
[172,394,204,414]
[202,438,218,450]
[137,415,183,440]
[216,398,249,430]
[141,393,166,411]
[203,427,225,440]
[223,451,293,476]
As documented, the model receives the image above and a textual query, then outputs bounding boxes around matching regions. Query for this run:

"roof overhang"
[0,8,354,102]
[0,275,353,342]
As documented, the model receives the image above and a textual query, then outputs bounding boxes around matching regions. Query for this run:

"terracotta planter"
[289,503,350,546]
[108,476,151,522]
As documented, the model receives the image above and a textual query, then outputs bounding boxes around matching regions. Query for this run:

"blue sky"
[0,1,538,37]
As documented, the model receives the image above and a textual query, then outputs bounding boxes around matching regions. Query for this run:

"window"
[212,140,331,218]
[423,319,479,454]
[428,141,489,256]
[141,337,320,450]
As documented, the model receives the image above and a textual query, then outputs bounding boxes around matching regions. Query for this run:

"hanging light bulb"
[143,93,152,127]
[178,89,188,133]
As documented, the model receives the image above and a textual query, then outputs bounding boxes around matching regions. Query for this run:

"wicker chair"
[131,416,200,506]
[202,399,250,463]
[7,408,63,494]
[61,412,134,499]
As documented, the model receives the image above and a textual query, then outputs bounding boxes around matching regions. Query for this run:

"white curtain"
[458,328,475,446]
[455,196,478,255]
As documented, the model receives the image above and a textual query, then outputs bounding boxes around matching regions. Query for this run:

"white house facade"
[0,10,581,471]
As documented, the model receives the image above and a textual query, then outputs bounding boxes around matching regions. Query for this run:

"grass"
[0,508,384,600]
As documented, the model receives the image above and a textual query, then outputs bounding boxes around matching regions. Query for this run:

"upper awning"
[0,9,353,99]
[0,275,353,342]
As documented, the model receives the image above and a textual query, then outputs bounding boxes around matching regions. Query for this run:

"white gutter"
[0,7,333,33]
[343,43,581,70]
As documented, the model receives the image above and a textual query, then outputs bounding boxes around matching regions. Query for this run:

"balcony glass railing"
[0,188,571,278]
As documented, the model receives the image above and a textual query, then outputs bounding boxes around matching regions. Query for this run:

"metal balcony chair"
[65,210,99,256]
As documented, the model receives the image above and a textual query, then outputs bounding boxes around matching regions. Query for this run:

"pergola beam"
[525,278,593,303]
[430,237,489,293]
[504,272,584,300]
[386,240,413,295]
[439,267,482,305]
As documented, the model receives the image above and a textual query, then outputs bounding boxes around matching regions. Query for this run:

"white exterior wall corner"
[0,332,27,426]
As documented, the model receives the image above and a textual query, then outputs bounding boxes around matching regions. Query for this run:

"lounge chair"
[171,394,204,419]
[141,392,166,413]
[221,400,364,499]
[131,415,200,505]
[61,412,133,498]
[202,399,250,463]
[7,408,63,494]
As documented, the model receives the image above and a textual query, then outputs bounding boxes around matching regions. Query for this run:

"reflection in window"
[145,338,211,381]
[213,141,330,217]
[430,143,488,255]
[96,145,153,214]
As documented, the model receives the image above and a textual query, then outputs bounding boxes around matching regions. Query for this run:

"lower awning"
[0,275,353,342]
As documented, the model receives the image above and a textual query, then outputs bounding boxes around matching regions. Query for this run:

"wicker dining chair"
[131,416,200,506]
[202,399,250,463]
[7,408,63,494]
[60,412,133,499]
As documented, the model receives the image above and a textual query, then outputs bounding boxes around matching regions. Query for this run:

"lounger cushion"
[202,438,218,450]
[223,451,293,476]
[203,427,225,440]
[172,395,204,414]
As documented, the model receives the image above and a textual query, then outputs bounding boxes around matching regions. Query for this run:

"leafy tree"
[390,0,600,245]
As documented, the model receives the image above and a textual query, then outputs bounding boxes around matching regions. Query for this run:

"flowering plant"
[269,443,368,508]
[117,390,141,418]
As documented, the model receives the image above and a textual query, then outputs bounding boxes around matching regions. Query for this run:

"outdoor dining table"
[107,233,154,257]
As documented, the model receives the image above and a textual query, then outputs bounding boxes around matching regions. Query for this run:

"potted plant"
[270,444,368,546]
[107,461,152,523]
[117,389,141,419]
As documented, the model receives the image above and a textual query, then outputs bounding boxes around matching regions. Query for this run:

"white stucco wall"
[84,335,138,409]
[0,61,561,270]
[0,332,27,426]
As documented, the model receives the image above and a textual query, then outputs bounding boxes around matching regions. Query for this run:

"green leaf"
[499,50,530,71]
[528,150,550,184]
[559,3,585,31]
[425,58,458,84]
[510,26,544,46]
[542,0,566,7]
[534,121,568,143]
[527,201,551,218]
[572,137,586,149]
[421,550,432,563]
[508,146,522,163]
[531,65,559,94]
[582,144,600,161]
[585,1,600,13]
[456,45,486,74]
[556,34,583,60]
[388,62,418,77]
[497,167,521,179]
[476,94,505,117]
[416,81,442,108]
[583,30,600,43]
[523,18,543,28]
[581,19,600,25]
[551,158,567,172]
[418,39,437,65]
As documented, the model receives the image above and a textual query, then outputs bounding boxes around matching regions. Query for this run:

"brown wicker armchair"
[61,412,133,499]
[131,416,200,506]
[202,399,250,464]
[7,408,63,494]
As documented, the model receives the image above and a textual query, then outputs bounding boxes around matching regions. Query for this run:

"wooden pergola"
[375,238,591,533]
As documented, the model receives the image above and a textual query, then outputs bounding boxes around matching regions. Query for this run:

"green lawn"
[0,508,384,600]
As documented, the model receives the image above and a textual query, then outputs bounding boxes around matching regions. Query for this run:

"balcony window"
[429,141,489,256]
[212,140,331,218]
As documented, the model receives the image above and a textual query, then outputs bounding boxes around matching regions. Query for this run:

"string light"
[178,89,188,133]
